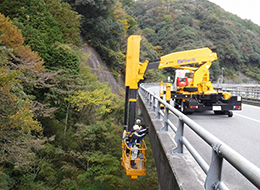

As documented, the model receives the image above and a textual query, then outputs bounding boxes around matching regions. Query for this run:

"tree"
[44,0,81,45]
[48,43,80,74]
[0,14,44,133]
[0,13,24,48]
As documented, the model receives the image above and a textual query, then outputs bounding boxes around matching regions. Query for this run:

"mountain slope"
[133,0,260,82]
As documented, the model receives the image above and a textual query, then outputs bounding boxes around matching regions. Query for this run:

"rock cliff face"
[81,44,124,94]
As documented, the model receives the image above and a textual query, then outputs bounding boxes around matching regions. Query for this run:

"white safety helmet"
[133,125,140,131]
[136,119,141,124]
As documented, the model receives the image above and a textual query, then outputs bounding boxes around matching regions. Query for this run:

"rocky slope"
[81,42,124,94]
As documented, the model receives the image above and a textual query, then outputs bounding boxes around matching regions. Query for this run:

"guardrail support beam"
[152,96,156,111]
[172,115,184,154]
[156,101,161,119]
[205,143,224,190]
[161,107,169,131]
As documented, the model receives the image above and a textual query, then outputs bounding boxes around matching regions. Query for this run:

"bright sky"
[208,0,260,26]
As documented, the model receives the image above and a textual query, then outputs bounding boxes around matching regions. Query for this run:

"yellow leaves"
[0,66,21,100]
[0,13,24,48]
[0,13,45,76]
[14,45,45,73]
[154,45,164,57]
[111,1,131,36]
[8,100,42,133]
[0,13,44,133]
[66,88,112,115]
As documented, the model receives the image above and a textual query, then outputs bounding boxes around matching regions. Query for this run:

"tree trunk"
[64,102,70,133]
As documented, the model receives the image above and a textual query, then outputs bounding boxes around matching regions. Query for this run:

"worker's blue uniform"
[131,128,147,144]
[130,128,148,169]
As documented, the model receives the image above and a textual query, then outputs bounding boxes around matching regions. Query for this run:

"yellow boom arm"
[158,48,217,70]
[125,35,218,89]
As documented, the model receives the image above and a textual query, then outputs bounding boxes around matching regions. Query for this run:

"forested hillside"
[0,0,157,189]
[1,0,260,189]
[133,0,260,82]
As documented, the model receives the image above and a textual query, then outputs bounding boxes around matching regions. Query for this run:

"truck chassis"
[172,92,242,117]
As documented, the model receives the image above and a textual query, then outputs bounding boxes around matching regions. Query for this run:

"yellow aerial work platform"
[121,133,147,180]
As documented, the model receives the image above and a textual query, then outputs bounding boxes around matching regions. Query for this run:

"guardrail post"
[145,92,149,103]
[156,101,160,119]
[143,89,148,100]
[152,96,156,112]
[161,107,169,131]
[149,94,152,107]
[147,93,151,106]
[205,143,224,190]
[172,115,184,154]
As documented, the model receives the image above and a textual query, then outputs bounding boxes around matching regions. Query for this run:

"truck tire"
[228,111,233,117]
[180,101,193,114]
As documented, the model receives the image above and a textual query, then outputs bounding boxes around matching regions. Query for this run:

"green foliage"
[119,0,136,9]
[0,0,81,73]
[0,168,13,190]
[0,49,42,133]
[144,69,167,82]
[70,0,137,74]
[44,0,81,45]
[67,89,112,115]
[77,151,121,189]
[49,43,80,74]
[133,0,260,82]
[1,1,159,190]
[0,131,47,189]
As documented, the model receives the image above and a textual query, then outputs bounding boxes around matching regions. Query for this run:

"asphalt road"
[185,105,260,190]
[145,85,260,189]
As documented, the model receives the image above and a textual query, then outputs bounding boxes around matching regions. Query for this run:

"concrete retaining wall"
[137,93,204,190]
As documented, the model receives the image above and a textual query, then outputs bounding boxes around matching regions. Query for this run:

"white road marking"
[235,113,260,124]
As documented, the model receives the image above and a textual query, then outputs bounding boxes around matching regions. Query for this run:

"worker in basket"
[130,125,148,169]
[125,119,143,148]
[129,119,143,136]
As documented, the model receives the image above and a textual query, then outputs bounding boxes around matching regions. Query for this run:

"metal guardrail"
[213,84,260,106]
[139,83,260,190]
[213,84,260,98]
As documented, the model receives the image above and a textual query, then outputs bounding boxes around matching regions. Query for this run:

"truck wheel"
[228,111,233,117]
[180,101,193,114]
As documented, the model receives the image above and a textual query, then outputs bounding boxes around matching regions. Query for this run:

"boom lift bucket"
[121,131,147,180]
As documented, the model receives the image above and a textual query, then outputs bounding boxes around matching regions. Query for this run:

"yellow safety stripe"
[129,99,137,102]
